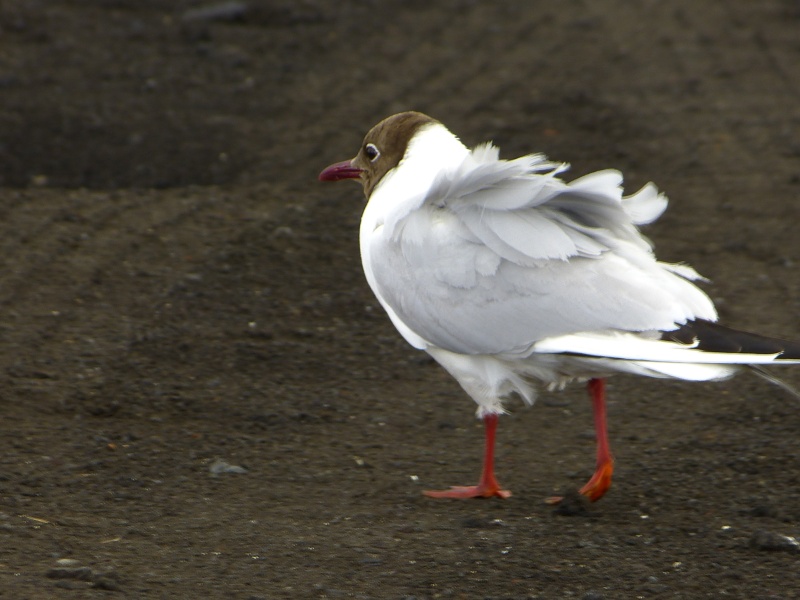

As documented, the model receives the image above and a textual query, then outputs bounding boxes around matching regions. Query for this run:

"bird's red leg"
[547,377,614,504]
[424,413,511,499]
[580,378,614,501]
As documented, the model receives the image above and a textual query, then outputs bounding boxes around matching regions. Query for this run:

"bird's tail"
[663,319,800,398]
[533,319,800,389]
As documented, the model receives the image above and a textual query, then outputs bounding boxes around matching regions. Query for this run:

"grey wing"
[369,147,717,355]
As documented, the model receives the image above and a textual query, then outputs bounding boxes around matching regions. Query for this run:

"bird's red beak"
[318,160,362,182]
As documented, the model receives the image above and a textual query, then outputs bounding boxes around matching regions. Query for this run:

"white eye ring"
[365,143,380,162]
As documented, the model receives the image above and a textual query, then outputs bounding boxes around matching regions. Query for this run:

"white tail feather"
[533,331,800,365]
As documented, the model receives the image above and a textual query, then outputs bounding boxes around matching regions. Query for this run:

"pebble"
[749,529,800,553]
[552,489,592,517]
[55,558,80,567]
[209,458,248,475]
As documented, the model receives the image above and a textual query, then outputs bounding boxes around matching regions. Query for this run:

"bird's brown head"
[318,111,438,198]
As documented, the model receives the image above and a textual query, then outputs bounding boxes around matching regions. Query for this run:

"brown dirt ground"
[1,1,800,598]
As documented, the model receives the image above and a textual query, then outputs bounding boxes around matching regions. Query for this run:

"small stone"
[749,529,800,553]
[552,489,592,517]
[55,558,80,567]
[209,459,248,475]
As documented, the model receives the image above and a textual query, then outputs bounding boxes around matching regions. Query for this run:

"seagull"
[319,111,800,502]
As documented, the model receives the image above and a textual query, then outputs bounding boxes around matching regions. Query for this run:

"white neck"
[361,123,469,236]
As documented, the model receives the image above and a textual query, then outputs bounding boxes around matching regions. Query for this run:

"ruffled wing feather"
[368,144,716,356]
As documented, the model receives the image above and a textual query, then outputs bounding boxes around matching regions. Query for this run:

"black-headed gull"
[319,111,800,502]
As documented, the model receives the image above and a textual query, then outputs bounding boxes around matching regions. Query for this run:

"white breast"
[359,124,470,349]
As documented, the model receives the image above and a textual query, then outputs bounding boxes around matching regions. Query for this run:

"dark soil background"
[1,1,800,598]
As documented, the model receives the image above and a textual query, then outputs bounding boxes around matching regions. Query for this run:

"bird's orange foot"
[424,484,511,499]
[578,459,614,502]
[546,459,613,505]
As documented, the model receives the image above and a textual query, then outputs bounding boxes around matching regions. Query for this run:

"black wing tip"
[662,319,800,359]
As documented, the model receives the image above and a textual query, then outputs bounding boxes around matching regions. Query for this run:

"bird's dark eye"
[364,143,380,162]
